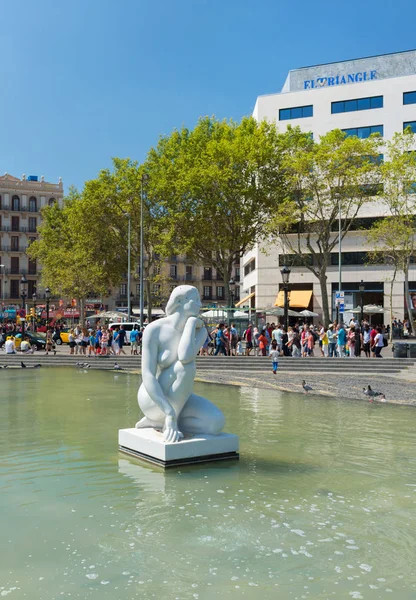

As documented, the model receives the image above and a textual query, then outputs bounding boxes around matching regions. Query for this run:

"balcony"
[0,245,28,252]
[0,204,11,210]
[0,225,38,233]
[4,268,38,276]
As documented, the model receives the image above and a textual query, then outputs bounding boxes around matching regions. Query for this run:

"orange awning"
[274,290,312,309]
[235,292,255,307]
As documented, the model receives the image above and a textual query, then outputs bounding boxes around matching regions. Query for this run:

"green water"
[1,369,416,600]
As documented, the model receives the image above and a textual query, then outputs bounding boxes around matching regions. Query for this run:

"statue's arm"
[178,317,207,364]
[142,329,175,418]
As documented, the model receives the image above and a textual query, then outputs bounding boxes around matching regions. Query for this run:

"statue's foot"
[135,417,163,429]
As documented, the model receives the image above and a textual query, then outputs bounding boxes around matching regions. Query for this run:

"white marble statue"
[135,285,225,443]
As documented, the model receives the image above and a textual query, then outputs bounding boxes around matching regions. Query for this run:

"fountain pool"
[1,368,416,599]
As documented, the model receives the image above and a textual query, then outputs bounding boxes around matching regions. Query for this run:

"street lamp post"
[336,193,343,325]
[126,212,132,321]
[140,173,149,328]
[20,275,28,336]
[358,279,365,325]
[280,265,291,331]
[45,287,51,325]
[32,291,37,332]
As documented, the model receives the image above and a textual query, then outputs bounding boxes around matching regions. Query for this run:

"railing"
[0,204,11,210]
[0,226,38,233]
[0,245,28,252]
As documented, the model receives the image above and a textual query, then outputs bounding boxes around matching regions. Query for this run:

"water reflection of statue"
[136,286,225,443]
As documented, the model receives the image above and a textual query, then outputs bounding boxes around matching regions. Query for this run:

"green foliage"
[144,115,286,298]
[266,127,382,324]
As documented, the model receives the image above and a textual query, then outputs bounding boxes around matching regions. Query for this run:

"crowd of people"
[66,324,143,356]
[206,318,391,359]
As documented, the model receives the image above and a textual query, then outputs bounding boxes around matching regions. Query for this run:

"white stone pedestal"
[118,428,239,468]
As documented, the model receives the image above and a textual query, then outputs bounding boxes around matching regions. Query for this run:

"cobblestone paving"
[195,370,416,406]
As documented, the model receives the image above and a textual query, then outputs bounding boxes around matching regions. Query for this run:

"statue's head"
[165,285,201,318]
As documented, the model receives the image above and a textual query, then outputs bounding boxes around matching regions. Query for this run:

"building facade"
[0,173,63,308]
[242,49,416,323]
[113,257,241,315]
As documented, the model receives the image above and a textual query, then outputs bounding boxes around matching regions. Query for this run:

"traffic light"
[30,307,36,318]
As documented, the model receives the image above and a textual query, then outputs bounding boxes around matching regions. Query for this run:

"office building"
[241,49,416,323]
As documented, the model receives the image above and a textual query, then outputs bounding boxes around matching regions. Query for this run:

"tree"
[27,187,116,324]
[266,127,382,326]
[367,129,416,334]
[144,116,286,304]
[80,158,173,322]
[367,217,415,338]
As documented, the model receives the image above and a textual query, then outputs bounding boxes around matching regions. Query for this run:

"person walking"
[347,325,356,358]
[362,324,371,358]
[337,324,346,357]
[258,329,268,357]
[321,327,329,357]
[244,324,253,356]
[354,326,363,357]
[370,324,378,358]
[214,323,227,356]
[117,325,127,356]
[130,325,139,355]
[269,340,279,374]
[327,324,337,357]
[372,326,384,358]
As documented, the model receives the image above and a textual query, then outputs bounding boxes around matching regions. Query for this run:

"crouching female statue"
[136,286,225,443]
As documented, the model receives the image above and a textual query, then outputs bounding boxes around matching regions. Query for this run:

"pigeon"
[76,362,90,368]
[302,380,313,393]
[33,364,42,368]
[21,361,27,368]
[114,362,123,371]
[363,385,386,402]
[0,365,8,369]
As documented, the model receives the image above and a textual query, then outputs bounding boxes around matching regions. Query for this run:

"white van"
[108,322,140,344]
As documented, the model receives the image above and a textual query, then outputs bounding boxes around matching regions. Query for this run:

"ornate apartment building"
[0,173,63,306]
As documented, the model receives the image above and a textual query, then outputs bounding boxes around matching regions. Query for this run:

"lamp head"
[45,287,51,300]
[280,265,291,285]
[358,279,365,293]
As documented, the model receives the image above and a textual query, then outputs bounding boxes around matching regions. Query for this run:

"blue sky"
[1,0,415,191]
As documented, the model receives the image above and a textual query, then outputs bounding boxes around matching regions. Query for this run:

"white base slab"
[118,428,239,467]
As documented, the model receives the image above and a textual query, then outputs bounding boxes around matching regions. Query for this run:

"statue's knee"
[207,409,225,434]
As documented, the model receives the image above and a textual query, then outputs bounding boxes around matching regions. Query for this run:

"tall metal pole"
[284,284,289,331]
[338,195,343,325]
[140,175,147,328]
[127,215,131,321]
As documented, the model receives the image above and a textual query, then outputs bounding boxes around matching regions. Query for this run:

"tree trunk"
[318,272,330,326]
[389,271,396,342]
[79,298,85,327]
[146,279,152,324]
[404,259,414,335]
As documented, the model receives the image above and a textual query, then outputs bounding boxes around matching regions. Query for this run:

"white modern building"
[241,49,416,324]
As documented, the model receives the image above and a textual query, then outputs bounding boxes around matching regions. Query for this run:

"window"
[203,267,212,280]
[185,265,193,281]
[153,264,161,276]
[216,286,224,299]
[48,197,56,206]
[28,237,36,245]
[28,280,36,297]
[363,154,384,165]
[235,266,240,281]
[404,91,416,105]
[12,195,20,211]
[332,95,383,114]
[244,259,256,276]
[120,283,127,297]
[342,125,383,138]
[10,280,19,298]
[136,283,141,296]
[28,217,37,232]
[28,259,37,275]
[234,287,240,301]
[152,284,161,295]
[29,196,37,212]
[404,121,416,133]
[203,286,212,299]
[279,105,313,121]
[11,216,19,231]
[10,257,19,274]
[170,264,177,279]
[11,236,19,251]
